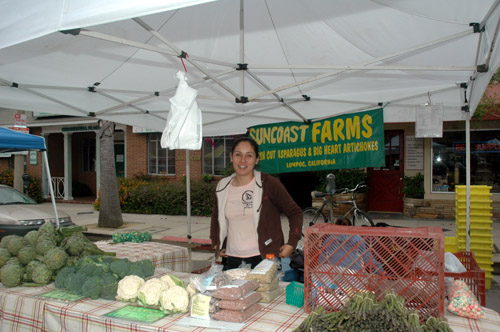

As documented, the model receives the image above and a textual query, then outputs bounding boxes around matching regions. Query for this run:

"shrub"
[0,169,43,203]
[95,175,216,216]
[402,173,425,199]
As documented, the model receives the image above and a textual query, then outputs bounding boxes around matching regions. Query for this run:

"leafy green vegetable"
[82,276,102,299]
[54,266,77,288]
[110,258,131,278]
[99,272,119,300]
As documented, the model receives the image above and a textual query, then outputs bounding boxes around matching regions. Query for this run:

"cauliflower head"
[159,285,190,314]
[116,275,145,302]
[137,278,169,306]
[160,274,185,288]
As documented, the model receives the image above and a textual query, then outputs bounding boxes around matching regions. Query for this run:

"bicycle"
[302,174,374,236]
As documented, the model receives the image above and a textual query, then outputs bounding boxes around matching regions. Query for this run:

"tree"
[97,121,123,228]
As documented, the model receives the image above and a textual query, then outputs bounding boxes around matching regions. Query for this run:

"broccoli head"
[99,272,119,300]
[65,272,87,295]
[6,236,26,256]
[23,260,44,282]
[54,266,77,289]
[66,256,80,267]
[0,247,11,268]
[79,263,106,276]
[110,258,131,278]
[128,259,155,279]
[24,230,39,247]
[17,245,37,264]
[31,263,53,284]
[43,247,68,270]
[82,276,102,299]
[76,255,110,274]
[0,263,24,287]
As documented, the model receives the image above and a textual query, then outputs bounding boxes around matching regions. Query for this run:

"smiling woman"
[0,185,74,238]
[210,136,303,271]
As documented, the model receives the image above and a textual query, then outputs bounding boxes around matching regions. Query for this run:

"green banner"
[248,108,385,173]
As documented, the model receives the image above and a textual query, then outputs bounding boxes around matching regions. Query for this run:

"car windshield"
[0,186,37,205]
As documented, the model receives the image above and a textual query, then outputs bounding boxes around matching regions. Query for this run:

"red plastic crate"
[304,224,445,320]
[444,251,486,306]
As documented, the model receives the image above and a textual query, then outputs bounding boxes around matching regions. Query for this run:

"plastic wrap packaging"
[213,303,262,323]
[258,287,284,303]
[217,291,262,311]
[190,293,220,320]
[256,275,279,292]
[447,280,485,319]
[224,267,251,281]
[247,259,278,283]
[191,263,231,293]
[212,279,259,300]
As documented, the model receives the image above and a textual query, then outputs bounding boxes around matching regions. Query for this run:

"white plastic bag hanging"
[161,71,202,150]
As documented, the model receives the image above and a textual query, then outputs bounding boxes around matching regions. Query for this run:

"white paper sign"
[415,104,443,138]
[405,135,423,170]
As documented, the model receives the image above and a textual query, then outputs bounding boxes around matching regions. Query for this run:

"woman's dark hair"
[231,136,259,156]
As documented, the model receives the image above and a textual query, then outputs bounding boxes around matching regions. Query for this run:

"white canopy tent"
[1,0,500,247]
[0,0,499,133]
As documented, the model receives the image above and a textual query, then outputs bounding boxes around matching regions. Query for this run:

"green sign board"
[39,289,84,301]
[248,108,385,173]
[104,305,166,323]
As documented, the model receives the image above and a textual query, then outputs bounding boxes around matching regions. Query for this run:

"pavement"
[49,202,500,313]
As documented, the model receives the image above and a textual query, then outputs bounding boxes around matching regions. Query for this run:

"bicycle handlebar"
[311,181,366,198]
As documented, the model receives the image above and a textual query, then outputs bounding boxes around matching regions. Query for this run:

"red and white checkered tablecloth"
[0,269,499,332]
[95,241,189,272]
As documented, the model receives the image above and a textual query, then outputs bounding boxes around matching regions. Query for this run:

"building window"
[83,139,95,172]
[203,136,238,175]
[432,130,500,193]
[148,133,175,175]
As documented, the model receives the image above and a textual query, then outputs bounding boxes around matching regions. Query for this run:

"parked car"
[0,184,74,237]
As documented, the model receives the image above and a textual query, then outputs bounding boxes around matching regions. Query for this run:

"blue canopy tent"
[0,127,60,227]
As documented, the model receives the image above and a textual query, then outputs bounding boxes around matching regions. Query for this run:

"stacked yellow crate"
[455,185,494,289]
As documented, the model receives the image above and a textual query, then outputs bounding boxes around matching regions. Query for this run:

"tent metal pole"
[95,69,234,115]
[248,29,473,101]
[79,30,234,68]
[43,150,60,228]
[186,150,192,245]
[240,0,245,96]
[465,111,471,252]
[248,64,475,71]
[132,18,241,99]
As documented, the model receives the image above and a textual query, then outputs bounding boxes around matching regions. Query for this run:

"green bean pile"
[293,290,452,332]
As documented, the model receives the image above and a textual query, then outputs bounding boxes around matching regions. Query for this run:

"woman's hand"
[279,244,294,258]
[218,248,227,258]
[212,245,227,259]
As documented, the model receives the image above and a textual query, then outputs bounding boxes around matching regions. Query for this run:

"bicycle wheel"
[352,209,375,227]
[302,207,327,236]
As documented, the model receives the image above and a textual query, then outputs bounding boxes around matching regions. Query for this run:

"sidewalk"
[49,202,500,313]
